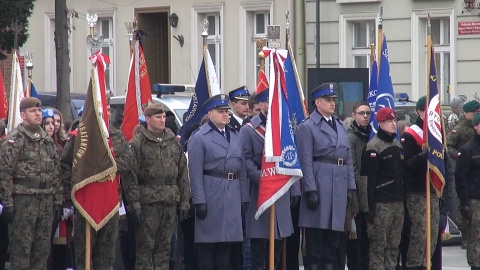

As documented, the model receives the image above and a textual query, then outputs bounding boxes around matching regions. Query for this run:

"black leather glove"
[417,148,429,161]
[241,202,249,219]
[53,204,62,224]
[132,208,146,227]
[290,196,301,208]
[178,208,189,222]
[195,204,207,220]
[1,206,14,224]
[306,191,319,210]
[460,204,473,222]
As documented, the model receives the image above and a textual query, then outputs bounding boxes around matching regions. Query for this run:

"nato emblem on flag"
[370,34,396,140]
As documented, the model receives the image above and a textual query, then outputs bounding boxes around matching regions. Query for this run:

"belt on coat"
[203,170,238,180]
[138,177,175,186]
[313,156,347,166]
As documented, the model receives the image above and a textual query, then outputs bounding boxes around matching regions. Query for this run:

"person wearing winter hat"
[41,109,55,137]
[360,107,405,270]
[455,112,480,270]
[447,100,480,160]
[447,95,467,132]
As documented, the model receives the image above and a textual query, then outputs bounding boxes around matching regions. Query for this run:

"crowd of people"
[0,85,480,270]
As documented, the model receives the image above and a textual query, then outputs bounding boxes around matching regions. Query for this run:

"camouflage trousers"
[135,201,177,270]
[466,199,480,267]
[74,211,119,270]
[367,201,404,270]
[406,194,439,267]
[8,194,54,270]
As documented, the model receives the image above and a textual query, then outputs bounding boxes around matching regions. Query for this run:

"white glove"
[62,207,74,220]
[0,204,3,215]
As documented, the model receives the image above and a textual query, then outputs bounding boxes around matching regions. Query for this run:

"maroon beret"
[375,107,397,122]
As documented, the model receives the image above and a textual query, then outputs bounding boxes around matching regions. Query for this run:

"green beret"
[20,97,42,110]
[144,103,165,117]
[472,112,480,126]
[463,100,480,113]
[416,96,427,111]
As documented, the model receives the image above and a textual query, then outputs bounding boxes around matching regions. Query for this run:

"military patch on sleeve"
[7,140,14,145]
[451,130,457,133]
[400,138,405,142]
[370,153,377,157]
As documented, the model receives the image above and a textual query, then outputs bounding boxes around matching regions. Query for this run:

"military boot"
[309,264,319,270]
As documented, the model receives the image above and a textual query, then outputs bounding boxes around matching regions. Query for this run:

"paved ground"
[298,245,470,270]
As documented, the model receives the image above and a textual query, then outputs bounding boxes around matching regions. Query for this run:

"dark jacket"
[455,133,480,204]
[348,121,370,212]
[361,128,404,212]
[401,118,429,194]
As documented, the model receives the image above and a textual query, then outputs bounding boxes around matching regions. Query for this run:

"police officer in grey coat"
[239,88,301,269]
[188,94,250,270]
[297,83,356,270]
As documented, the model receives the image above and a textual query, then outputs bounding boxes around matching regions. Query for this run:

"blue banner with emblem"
[370,34,397,140]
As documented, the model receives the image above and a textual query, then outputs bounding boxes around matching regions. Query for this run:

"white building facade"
[23,0,480,104]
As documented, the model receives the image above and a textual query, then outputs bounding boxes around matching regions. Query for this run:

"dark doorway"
[136,9,170,84]
[307,68,369,119]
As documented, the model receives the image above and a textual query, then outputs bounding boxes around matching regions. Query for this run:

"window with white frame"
[430,18,450,104]
[205,13,222,86]
[352,20,375,69]
[254,11,270,86]
[95,18,114,94]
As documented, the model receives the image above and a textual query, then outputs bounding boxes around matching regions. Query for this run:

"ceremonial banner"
[0,68,7,119]
[71,53,118,231]
[180,47,220,144]
[7,51,24,132]
[256,69,269,94]
[256,49,302,219]
[121,33,153,141]
[423,35,446,197]
[370,34,397,140]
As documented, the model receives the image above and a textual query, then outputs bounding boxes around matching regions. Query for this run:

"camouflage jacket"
[124,126,190,211]
[0,124,62,207]
[447,118,474,161]
[61,126,133,201]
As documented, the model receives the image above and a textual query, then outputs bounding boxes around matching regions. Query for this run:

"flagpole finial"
[379,6,383,25]
[86,13,104,55]
[25,51,34,78]
[285,10,290,31]
[8,19,24,51]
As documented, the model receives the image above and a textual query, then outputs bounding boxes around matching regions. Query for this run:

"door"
[307,68,369,119]
[136,10,170,84]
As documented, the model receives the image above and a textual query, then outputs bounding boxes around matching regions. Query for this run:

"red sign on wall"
[458,21,480,35]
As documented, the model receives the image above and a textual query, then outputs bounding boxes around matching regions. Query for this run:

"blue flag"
[31,82,39,98]
[284,47,308,140]
[425,43,446,197]
[180,49,220,146]
[370,35,396,140]
[367,60,378,135]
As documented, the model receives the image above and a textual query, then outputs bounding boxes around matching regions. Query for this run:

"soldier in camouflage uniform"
[455,113,480,270]
[123,103,190,270]
[61,101,133,270]
[447,100,480,161]
[446,95,467,133]
[0,97,63,270]
[401,96,442,269]
[360,108,404,270]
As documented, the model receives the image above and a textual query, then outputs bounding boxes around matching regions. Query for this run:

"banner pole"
[85,222,91,270]
[269,204,275,270]
[425,12,432,270]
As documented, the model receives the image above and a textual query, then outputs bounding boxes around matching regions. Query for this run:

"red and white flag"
[255,49,302,219]
[121,35,153,141]
[7,51,24,132]
[0,67,8,120]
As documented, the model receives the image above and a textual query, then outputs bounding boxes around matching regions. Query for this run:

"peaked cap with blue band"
[228,86,250,101]
[310,83,338,99]
[42,109,55,119]
[255,88,269,103]
[203,94,231,111]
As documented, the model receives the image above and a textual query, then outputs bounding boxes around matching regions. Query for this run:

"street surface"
[297,245,470,270]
